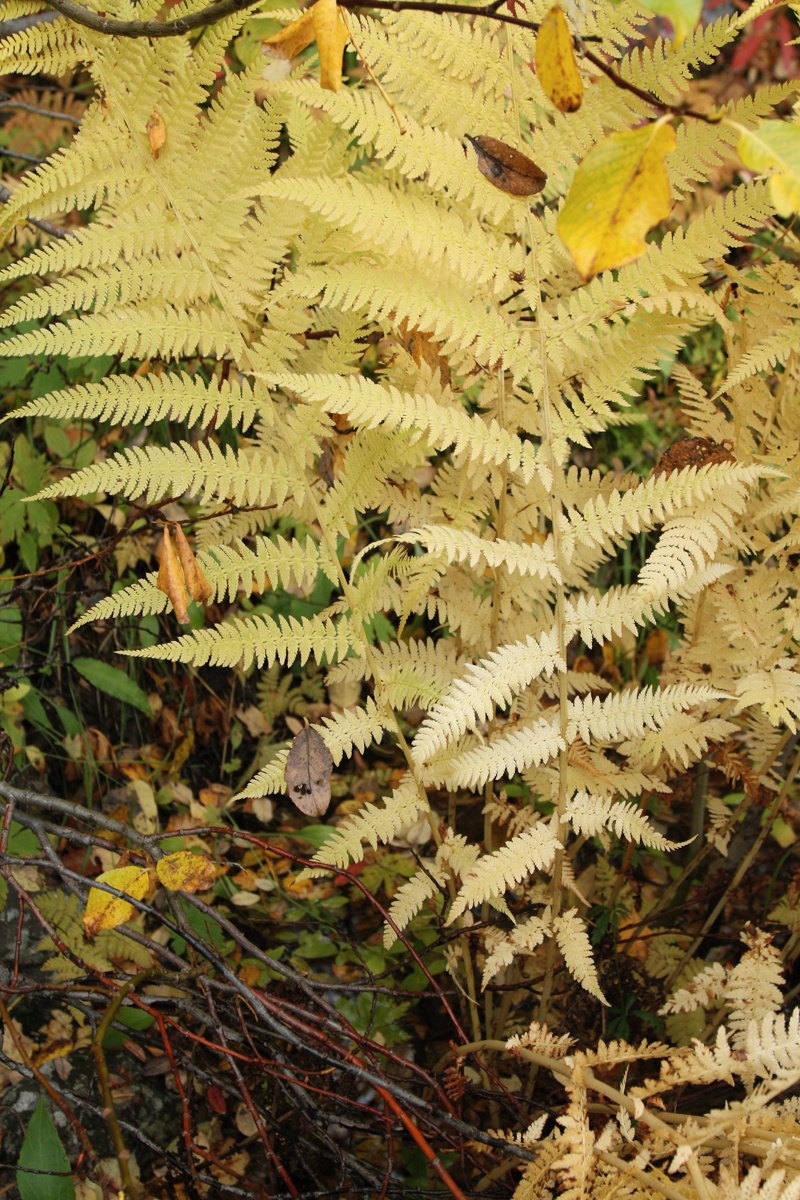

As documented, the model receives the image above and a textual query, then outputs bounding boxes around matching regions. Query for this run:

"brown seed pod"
[284,722,334,817]
[466,134,547,197]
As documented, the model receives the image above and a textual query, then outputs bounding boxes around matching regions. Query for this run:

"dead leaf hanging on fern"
[466,135,547,197]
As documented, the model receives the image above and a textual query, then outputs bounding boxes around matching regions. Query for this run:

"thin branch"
[40,0,582,40]
[0,99,81,125]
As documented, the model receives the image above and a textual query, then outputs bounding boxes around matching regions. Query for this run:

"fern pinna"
[3,0,800,1079]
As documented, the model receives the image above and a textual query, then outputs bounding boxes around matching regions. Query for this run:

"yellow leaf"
[146,111,166,159]
[173,524,213,604]
[156,851,218,893]
[535,5,583,113]
[262,7,316,60]
[738,120,800,219]
[156,525,190,624]
[312,0,349,92]
[83,865,156,937]
[558,120,676,281]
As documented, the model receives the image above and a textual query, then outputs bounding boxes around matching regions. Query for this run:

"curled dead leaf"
[312,0,349,92]
[157,525,190,624]
[146,111,166,159]
[173,523,213,603]
[263,7,316,59]
[466,135,547,197]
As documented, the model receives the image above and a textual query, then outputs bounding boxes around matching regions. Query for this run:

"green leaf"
[103,1004,155,1049]
[639,0,701,44]
[558,120,676,280]
[17,1096,75,1200]
[72,658,153,717]
[738,120,800,218]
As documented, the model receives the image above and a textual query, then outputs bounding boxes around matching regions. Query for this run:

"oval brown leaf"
[466,135,547,197]
[284,723,334,817]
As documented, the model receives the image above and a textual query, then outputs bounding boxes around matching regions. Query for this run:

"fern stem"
[506,33,570,1029]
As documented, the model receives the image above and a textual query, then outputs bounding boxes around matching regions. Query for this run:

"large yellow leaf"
[558,121,676,281]
[535,5,583,113]
[738,120,800,218]
[156,851,218,893]
[83,865,156,936]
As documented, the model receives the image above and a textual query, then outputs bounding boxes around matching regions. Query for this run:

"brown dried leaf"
[146,111,166,159]
[156,526,190,624]
[284,723,333,817]
[653,437,736,477]
[466,135,547,197]
[173,523,213,603]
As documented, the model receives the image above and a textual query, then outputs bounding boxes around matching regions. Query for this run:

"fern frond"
[554,909,606,1003]
[34,441,297,508]
[0,15,81,77]
[6,373,263,431]
[447,823,562,921]
[567,683,727,746]
[0,303,237,360]
[412,626,564,763]
[304,774,427,872]
[124,611,356,671]
[482,912,551,987]
[327,637,466,711]
[400,525,559,582]
[427,715,563,790]
[734,660,800,733]
[269,373,542,480]
[564,792,677,850]
[71,534,328,632]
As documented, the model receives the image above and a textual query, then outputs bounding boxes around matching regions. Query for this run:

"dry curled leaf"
[284,722,334,817]
[466,135,547,197]
[173,523,213,603]
[653,437,735,477]
[156,525,190,624]
[535,5,583,113]
[146,111,166,159]
[312,0,349,92]
[262,7,316,60]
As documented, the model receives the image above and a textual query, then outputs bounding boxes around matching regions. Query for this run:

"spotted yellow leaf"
[156,851,218,894]
[535,5,583,113]
[83,864,156,937]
